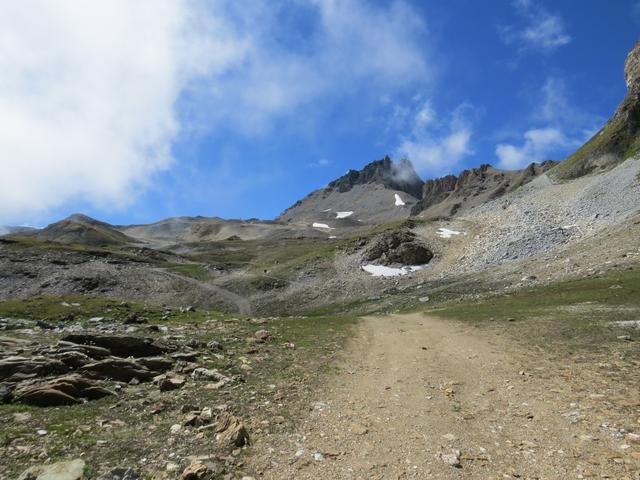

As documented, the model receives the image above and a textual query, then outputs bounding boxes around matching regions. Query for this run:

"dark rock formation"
[327,156,424,199]
[411,161,557,218]
[12,374,112,406]
[61,334,173,358]
[364,230,433,266]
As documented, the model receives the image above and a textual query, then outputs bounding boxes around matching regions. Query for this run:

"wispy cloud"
[0,0,432,223]
[500,0,571,52]
[308,158,332,168]
[395,100,475,176]
[495,77,602,168]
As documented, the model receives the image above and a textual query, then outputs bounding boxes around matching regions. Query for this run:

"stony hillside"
[119,216,306,246]
[411,161,556,219]
[17,214,139,246]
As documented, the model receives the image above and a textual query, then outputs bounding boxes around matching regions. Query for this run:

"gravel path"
[250,314,639,479]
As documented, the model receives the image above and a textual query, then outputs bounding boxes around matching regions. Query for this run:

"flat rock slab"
[18,459,85,480]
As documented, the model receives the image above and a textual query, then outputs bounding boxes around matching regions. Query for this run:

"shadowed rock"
[62,334,173,357]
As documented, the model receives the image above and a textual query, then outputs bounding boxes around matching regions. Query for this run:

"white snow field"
[436,228,464,238]
[336,211,354,219]
[362,264,424,277]
[394,194,405,206]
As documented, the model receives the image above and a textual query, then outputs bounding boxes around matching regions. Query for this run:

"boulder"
[155,374,186,392]
[0,355,70,381]
[254,330,272,343]
[215,412,250,448]
[13,374,112,406]
[18,459,85,480]
[363,230,433,266]
[179,460,209,480]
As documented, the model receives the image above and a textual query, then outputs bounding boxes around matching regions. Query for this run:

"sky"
[0,0,638,227]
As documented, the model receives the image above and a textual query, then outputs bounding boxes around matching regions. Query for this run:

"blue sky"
[0,0,638,227]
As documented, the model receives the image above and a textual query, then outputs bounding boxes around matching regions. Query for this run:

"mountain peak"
[327,156,423,199]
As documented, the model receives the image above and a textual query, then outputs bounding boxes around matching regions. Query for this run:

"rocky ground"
[0,297,355,479]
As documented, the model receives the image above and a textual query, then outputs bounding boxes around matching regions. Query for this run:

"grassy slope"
[551,93,640,180]
[430,267,640,349]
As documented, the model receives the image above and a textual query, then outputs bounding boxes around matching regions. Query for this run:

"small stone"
[13,412,32,423]
[254,330,273,343]
[441,450,461,468]
[170,424,182,435]
[179,460,208,480]
[313,452,324,461]
[350,423,368,435]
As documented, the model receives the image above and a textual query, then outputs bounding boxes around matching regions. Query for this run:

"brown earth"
[249,314,640,479]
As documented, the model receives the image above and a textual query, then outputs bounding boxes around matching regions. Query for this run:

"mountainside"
[278,156,423,227]
[411,161,557,219]
[17,214,139,246]
[552,41,640,179]
[0,225,38,236]
[120,216,305,245]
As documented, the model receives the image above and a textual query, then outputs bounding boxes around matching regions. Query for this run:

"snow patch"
[394,194,405,206]
[336,211,353,219]
[329,235,337,239]
[436,228,464,239]
[362,264,424,277]
[312,223,332,229]
[612,320,640,329]
[322,208,332,212]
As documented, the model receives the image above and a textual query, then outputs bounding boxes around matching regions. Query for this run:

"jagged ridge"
[411,161,557,218]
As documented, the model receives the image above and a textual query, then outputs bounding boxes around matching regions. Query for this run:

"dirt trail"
[252,314,639,479]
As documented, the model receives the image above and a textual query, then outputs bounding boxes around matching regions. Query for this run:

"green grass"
[430,267,640,348]
[165,263,210,281]
[0,295,229,324]
[550,97,640,180]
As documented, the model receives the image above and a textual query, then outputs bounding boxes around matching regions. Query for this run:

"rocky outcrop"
[61,334,173,358]
[412,162,556,218]
[326,156,424,199]
[553,41,640,179]
[363,230,433,266]
[13,374,112,406]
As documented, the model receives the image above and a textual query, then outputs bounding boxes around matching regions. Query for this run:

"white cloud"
[0,0,431,223]
[396,102,474,176]
[501,0,571,51]
[496,127,570,169]
[495,77,601,169]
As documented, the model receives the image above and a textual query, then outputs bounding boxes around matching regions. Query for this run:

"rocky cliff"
[411,161,557,218]
[552,41,640,179]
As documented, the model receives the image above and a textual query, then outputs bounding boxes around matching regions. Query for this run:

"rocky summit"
[2,37,640,480]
